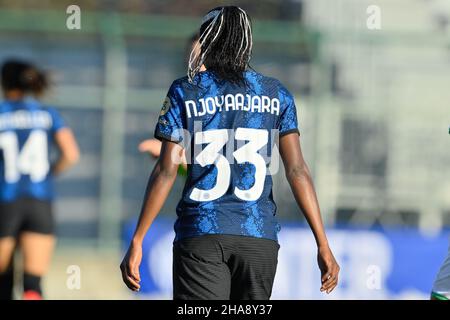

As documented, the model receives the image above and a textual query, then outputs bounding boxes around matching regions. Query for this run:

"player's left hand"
[317,245,340,294]
[120,243,142,292]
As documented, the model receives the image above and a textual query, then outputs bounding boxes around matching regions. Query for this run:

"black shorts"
[0,198,54,238]
[173,234,280,300]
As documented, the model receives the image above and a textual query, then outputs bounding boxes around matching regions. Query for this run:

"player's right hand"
[120,243,142,292]
[317,245,340,294]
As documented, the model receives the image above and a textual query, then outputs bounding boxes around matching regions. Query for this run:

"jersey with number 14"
[155,70,299,242]
[0,98,65,202]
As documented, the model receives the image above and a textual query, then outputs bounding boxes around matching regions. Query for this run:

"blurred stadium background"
[1,0,449,299]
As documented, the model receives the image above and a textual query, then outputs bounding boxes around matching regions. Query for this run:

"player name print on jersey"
[185,94,280,118]
[0,110,53,131]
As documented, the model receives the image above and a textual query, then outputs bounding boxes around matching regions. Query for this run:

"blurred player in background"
[0,60,80,300]
[121,6,339,299]
[431,237,450,299]
[430,130,450,300]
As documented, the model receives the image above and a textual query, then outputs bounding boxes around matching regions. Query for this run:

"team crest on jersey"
[160,96,171,116]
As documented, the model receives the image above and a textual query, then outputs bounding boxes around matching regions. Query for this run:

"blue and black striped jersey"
[155,70,299,242]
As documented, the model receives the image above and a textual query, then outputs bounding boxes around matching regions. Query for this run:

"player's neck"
[4,90,25,101]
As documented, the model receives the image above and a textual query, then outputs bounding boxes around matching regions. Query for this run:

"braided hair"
[188,6,253,85]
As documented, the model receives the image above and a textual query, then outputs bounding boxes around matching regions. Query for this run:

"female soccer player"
[121,6,339,299]
[0,60,80,300]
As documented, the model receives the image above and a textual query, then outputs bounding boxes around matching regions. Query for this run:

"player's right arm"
[120,140,182,291]
[279,133,340,294]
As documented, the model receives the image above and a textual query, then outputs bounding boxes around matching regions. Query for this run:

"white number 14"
[0,130,50,183]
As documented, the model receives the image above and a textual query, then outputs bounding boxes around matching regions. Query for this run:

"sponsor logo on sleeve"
[160,96,171,116]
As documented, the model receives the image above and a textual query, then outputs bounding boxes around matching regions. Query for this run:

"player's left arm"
[52,128,80,175]
[48,107,80,175]
[120,140,182,291]
[279,133,340,294]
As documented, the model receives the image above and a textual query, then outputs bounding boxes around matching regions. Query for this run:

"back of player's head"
[188,6,253,85]
[1,59,48,97]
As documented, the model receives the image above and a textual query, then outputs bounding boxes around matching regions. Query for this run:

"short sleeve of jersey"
[278,87,300,137]
[154,82,184,143]
[47,107,66,134]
